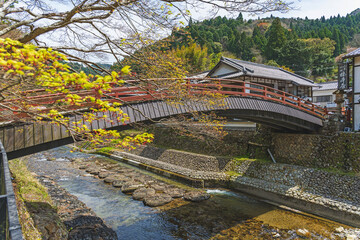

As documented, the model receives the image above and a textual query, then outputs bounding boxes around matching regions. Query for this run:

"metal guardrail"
[0,140,23,240]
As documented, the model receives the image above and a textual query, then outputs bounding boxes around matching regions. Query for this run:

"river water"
[26,146,351,240]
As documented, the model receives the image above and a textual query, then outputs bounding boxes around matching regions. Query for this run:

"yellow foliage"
[0,38,153,150]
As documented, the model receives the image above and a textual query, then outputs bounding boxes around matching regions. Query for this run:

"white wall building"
[312,81,338,108]
[343,48,360,131]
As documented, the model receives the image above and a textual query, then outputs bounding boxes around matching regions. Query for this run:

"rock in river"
[98,171,110,179]
[103,175,128,183]
[184,191,210,202]
[121,182,144,193]
[143,193,173,207]
[164,188,185,198]
[112,180,127,188]
[132,187,156,201]
[150,183,169,192]
[103,175,119,183]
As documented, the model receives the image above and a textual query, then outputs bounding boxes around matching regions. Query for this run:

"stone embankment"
[36,175,117,240]
[26,156,118,240]
[106,145,360,229]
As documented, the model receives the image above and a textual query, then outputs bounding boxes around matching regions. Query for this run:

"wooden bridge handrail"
[0,77,326,120]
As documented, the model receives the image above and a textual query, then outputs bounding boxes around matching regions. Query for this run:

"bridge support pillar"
[334,90,345,131]
[321,90,345,134]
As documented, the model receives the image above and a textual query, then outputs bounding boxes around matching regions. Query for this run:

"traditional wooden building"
[312,81,338,108]
[205,57,317,98]
[343,47,360,131]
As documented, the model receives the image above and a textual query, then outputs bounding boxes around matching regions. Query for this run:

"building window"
[314,95,332,102]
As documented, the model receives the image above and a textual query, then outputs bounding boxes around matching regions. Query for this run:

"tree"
[252,25,267,53]
[265,18,287,61]
[0,38,154,150]
[237,32,254,60]
[0,0,294,148]
[301,38,336,78]
[278,39,311,76]
[237,13,244,23]
[332,28,341,56]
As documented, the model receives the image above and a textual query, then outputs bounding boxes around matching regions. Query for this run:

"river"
[24,146,352,240]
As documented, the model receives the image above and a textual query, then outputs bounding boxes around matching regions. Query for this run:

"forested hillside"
[168,9,360,81]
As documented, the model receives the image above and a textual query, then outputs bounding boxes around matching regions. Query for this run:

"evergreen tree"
[237,13,244,23]
[331,28,341,56]
[278,39,311,76]
[265,18,287,61]
[252,25,267,52]
[302,38,336,78]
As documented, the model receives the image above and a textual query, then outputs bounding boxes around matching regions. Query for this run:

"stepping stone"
[151,184,168,192]
[103,175,120,183]
[78,165,87,170]
[112,180,127,188]
[121,182,144,193]
[98,171,110,179]
[164,188,185,198]
[184,191,210,202]
[132,188,156,201]
[88,169,100,175]
[143,193,173,207]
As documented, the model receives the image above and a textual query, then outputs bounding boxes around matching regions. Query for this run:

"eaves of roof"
[343,48,360,59]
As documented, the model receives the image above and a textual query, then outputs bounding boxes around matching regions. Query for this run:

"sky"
[255,0,358,19]
[190,0,358,21]
[33,0,359,64]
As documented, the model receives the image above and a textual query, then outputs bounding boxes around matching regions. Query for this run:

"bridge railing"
[185,79,327,118]
[0,140,23,239]
[0,78,326,121]
[104,78,326,118]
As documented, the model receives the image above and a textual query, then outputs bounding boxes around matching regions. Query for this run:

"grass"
[8,159,67,240]
[232,156,271,164]
[224,156,272,177]
[317,167,358,177]
[225,171,242,177]
[96,147,115,154]
[9,159,49,239]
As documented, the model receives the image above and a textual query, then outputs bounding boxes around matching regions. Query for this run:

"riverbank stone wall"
[147,125,360,172]
[127,146,229,172]
[233,160,360,204]
[148,126,255,157]
[272,133,360,172]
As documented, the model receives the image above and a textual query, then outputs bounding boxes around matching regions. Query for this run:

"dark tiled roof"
[313,81,338,91]
[343,48,360,59]
[189,71,210,79]
[209,57,316,87]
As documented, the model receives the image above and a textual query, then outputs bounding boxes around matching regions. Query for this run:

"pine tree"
[331,28,341,56]
[237,13,244,23]
[265,18,287,61]
[252,25,267,52]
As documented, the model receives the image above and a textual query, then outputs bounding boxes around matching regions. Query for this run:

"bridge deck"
[0,79,325,158]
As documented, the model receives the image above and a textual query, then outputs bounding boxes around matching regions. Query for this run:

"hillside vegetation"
[166,10,360,81]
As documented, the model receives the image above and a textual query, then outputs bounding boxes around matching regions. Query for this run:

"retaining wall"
[113,148,360,227]
[149,126,255,157]
[127,145,229,172]
[272,133,360,172]
[149,125,360,172]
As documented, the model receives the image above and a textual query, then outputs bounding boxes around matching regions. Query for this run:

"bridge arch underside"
[3,96,323,159]
[135,97,323,133]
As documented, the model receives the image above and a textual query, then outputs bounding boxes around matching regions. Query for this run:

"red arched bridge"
[0,78,326,159]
